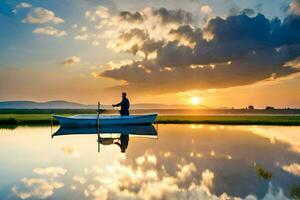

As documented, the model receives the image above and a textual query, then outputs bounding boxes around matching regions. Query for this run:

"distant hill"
[0,100,209,109]
[0,101,95,109]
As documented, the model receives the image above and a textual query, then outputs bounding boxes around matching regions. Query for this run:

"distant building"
[265,106,275,110]
[248,105,254,110]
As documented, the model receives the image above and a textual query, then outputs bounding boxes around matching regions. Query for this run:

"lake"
[0,124,300,199]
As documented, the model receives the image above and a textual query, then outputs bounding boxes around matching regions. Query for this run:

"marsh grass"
[0,113,300,126]
[291,185,300,199]
[255,165,272,180]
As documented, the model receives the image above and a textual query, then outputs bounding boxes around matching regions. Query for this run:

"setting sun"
[190,97,202,105]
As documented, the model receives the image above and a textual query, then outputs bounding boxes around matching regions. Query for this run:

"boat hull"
[54,114,157,127]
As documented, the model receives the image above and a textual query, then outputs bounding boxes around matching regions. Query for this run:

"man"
[112,92,130,116]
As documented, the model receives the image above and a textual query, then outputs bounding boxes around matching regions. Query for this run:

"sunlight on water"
[0,125,300,200]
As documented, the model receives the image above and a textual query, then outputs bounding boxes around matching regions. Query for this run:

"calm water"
[0,125,300,200]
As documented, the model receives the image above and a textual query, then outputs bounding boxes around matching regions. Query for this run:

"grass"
[0,114,300,126]
[156,115,300,125]
[290,185,300,199]
[255,165,272,180]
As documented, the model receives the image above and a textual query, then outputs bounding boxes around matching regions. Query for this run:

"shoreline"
[0,114,300,126]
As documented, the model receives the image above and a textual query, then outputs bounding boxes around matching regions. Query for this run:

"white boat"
[54,113,158,127]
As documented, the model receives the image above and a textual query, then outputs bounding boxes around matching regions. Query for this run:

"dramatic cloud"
[33,26,67,37]
[22,7,64,24]
[288,0,300,15]
[98,10,300,94]
[62,56,81,66]
[200,5,212,15]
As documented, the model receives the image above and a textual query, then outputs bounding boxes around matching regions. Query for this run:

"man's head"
[122,92,127,98]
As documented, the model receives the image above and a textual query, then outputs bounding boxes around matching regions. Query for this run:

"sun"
[190,96,202,105]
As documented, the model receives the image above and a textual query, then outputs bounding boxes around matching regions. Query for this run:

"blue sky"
[0,0,299,107]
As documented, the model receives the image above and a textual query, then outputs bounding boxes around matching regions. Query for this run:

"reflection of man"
[112,92,130,116]
[114,134,129,153]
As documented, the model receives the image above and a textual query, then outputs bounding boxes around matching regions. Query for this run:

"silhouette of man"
[112,92,130,116]
[114,134,129,153]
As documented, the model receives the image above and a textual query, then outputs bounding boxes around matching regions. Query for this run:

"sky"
[0,0,300,108]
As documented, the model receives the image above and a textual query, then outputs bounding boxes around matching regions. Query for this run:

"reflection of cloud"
[177,163,196,181]
[33,166,67,178]
[12,178,64,199]
[237,126,300,155]
[61,145,80,157]
[73,176,87,184]
[282,163,300,177]
[70,185,76,191]
[12,166,67,199]
[163,151,171,158]
[81,157,289,200]
[200,169,214,195]
[135,153,157,165]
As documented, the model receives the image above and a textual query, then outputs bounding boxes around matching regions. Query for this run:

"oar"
[97,101,100,152]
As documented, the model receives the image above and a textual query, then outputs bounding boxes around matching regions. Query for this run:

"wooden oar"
[97,101,100,152]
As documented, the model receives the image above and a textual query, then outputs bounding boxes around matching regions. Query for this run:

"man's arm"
[113,99,124,107]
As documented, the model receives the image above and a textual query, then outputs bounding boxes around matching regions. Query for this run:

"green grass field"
[0,114,300,126]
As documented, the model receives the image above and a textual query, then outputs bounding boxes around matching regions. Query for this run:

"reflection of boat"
[52,125,157,137]
[54,113,157,127]
[52,125,158,153]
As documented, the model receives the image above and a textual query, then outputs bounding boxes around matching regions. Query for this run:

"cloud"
[282,163,300,176]
[200,5,212,15]
[241,8,256,16]
[13,2,32,14]
[288,0,300,15]
[99,12,300,94]
[85,6,110,21]
[284,56,300,68]
[63,56,81,66]
[22,7,64,24]
[33,166,67,178]
[16,2,32,9]
[33,26,67,37]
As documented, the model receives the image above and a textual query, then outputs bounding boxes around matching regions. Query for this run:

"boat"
[53,113,158,127]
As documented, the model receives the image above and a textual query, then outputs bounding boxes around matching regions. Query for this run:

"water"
[0,124,300,200]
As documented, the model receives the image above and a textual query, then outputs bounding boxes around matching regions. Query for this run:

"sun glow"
[190,96,202,105]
